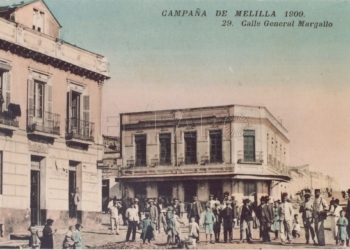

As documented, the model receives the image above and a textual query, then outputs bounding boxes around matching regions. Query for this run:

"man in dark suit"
[187,196,204,242]
[256,196,272,243]
[239,199,253,244]
[221,201,234,243]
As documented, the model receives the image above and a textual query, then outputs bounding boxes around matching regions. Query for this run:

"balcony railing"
[120,164,235,177]
[237,151,263,164]
[267,154,289,175]
[66,118,94,142]
[0,111,19,128]
[27,109,60,135]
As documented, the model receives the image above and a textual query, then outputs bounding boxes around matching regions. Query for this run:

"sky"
[4,0,350,187]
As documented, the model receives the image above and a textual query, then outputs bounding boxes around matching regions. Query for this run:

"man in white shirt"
[313,189,329,246]
[109,200,122,235]
[279,193,293,245]
[125,203,139,242]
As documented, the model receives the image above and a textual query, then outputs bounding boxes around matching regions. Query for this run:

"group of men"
[107,187,346,246]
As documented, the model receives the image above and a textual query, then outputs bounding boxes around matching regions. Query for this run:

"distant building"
[0,0,109,239]
[116,104,291,207]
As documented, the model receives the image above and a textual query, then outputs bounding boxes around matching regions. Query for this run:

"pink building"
[0,0,109,239]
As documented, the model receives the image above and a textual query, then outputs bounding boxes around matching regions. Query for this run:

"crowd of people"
[28,219,83,249]
[104,188,350,248]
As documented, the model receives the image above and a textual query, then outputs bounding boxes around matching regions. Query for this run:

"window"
[184,132,197,164]
[0,64,11,112]
[135,135,146,166]
[34,81,44,118]
[243,130,255,162]
[209,130,222,163]
[0,151,2,194]
[33,9,44,32]
[159,133,171,165]
[243,181,256,196]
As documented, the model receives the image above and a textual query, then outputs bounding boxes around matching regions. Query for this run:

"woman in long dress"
[272,200,280,240]
[40,219,57,249]
[166,207,176,245]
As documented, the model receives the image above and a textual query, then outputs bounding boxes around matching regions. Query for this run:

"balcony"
[27,109,60,138]
[237,150,263,164]
[120,164,235,178]
[0,111,19,131]
[267,154,289,175]
[65,118,94,144]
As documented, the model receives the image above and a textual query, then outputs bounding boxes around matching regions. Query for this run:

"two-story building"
[117,105,290,208]
[0,0,109,239]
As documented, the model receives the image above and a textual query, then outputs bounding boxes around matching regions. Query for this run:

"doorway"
[102,179,110,213]
[184,181,197,203]
[68,161,79,218]
[209,180,223,200]
[30,170,40,225]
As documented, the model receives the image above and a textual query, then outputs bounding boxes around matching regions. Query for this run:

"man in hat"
[239,199,253,244]
[207,194,216,210]
[222,192,230,206]
[125,203,139,242]
[109,200,122,235]
[187,196,204,242]
[213,202,222,242]
[299,193,316,245]
[148,199,158,240]
[256,196,272,243]
[221,201,234,243]
[279,193,293,245]
[312,189,328,246]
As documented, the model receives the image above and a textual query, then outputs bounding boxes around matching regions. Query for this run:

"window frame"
[159,133,171,165]
[209,130,223,163]
[184,131,197,164]
[135,134,147,167]
[243,130,255,162]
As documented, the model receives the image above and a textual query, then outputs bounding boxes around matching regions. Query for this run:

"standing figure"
[148,199,158,240]
[125,203,139,242]
[207,194,216,210]
[221,201,233,243]
[166,207,176,245]
[299,193,316,245]
[62,226,75,249]
[188,217,200,248]
[239,199,253,244]
[187,196,204,242]
[256,196,272,243]
[230,195,238,231]
[41,219,57,249]
[330,199,343,245]
[213,202,222,243]
[203,204,216,244]
[313,189,329,246]
[272,200,280,240]
[337,210,349,248]
[292,214,301,238]
[140,212,154,244]
[279,193,293,245]
[73,224,83,249]
[179,200,185,219]
[346,189,350,246]
[109,200,122,235]
[28,222,41,249]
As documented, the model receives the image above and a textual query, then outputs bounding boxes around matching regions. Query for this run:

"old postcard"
[0,0,348,248]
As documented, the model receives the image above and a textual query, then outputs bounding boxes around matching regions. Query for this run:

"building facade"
[0,0,109,239]
[117,105,290,208]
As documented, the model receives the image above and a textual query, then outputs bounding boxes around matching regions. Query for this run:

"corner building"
[0,0,109,238]
[118,105,290,207]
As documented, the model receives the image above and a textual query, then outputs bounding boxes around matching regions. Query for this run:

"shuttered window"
[159,133,171,165]
[135,135,146,167]
[209,130,222,163]
[0,70,11,111]
[244,130,255,162]
[184,132,197,164]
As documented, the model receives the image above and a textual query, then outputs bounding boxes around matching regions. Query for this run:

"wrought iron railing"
[237,150,263,164]
[65,118,94,141]
[121,164,234,177]
[267,154,289,175]
[27,109,60,135]
[0,111,19,127]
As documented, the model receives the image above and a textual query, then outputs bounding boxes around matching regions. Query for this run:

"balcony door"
[243,130,255,162]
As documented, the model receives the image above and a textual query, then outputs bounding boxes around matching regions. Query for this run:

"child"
[73,224,83,249]
[188,217,199,248]
[179,200,185,219]
[203,204,216,244]
[292,214,301,238]
[62,226,75,249]
[28,222,41,249]
[173,209,186,244]
[337,210,348,248]
[140,212,154,244]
